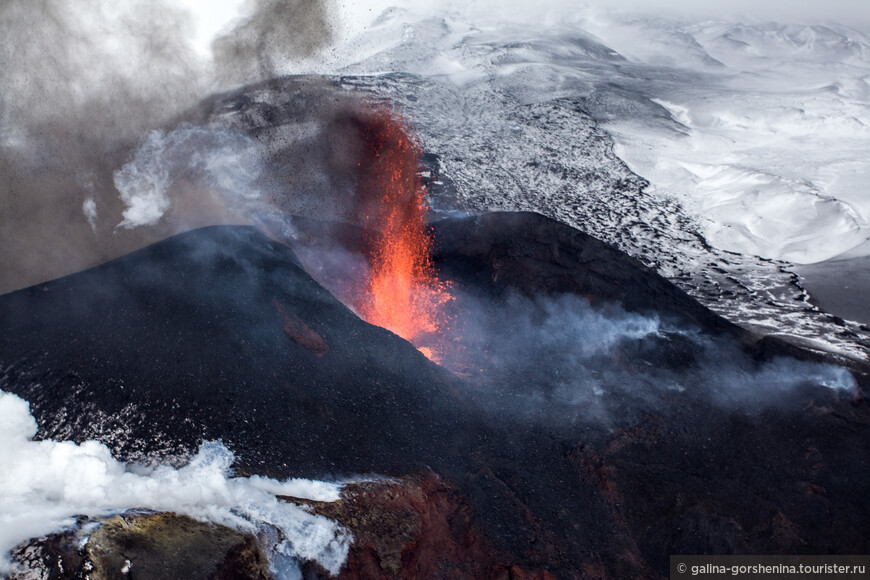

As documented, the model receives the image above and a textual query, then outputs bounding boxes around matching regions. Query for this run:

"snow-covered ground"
[584,17,870,266]
[301,3,870,361]
[312,3,870,264]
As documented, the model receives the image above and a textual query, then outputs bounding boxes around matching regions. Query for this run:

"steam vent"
[3,7,870,579]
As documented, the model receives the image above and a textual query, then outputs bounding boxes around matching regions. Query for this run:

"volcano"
[2,212,869,579]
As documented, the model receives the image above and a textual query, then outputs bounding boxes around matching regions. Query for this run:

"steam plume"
[0,390,350,577]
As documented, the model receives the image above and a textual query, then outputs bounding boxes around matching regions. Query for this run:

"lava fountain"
[352,107,453,361]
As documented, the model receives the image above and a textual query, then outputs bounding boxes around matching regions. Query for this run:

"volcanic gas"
[351,107,453,361]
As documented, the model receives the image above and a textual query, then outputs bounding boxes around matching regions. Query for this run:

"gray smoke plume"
[0,0,205,294]
[213,0,336,86]
[445,290,856,424]
[0,0,338,296]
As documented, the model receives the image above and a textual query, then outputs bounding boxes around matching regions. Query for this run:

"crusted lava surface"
[1,213,869,579]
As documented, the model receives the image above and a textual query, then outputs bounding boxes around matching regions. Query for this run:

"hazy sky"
[177,0,246,55]
[594,0,870,29]
[177,0,870,58]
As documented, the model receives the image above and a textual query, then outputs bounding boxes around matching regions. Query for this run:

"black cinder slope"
[0,225,463,475]
[433,212,750,343]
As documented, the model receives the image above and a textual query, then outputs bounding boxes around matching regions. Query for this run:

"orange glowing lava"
[353,107,452,360]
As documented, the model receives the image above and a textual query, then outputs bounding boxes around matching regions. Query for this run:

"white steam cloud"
[114,125,265,229]
[82,197,98,232]
[0,390,350,578]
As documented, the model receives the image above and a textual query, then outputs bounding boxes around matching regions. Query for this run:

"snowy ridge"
[331,71,868,361]
[315,7,870,361]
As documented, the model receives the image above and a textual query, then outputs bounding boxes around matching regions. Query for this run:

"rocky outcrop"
[291,472,554,580]
[6,513,270,580]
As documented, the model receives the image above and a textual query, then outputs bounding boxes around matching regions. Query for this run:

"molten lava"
[353,107,452,360]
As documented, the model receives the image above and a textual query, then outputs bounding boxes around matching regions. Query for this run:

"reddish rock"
[494,566,559,580]
[289,472,556,580]
[273,298,329,356]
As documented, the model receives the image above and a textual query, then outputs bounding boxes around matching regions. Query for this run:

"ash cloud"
[190,79,432,238]
[0,0,338,296]
[213,0,337,86]
[0,0,204,294]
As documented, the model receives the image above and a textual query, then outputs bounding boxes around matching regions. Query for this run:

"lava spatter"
[352,107,453,361]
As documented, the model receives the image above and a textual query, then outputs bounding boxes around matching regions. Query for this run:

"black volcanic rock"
[1,214,869,579]
[431,211,838,368]
[432,212,744,335]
